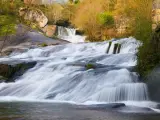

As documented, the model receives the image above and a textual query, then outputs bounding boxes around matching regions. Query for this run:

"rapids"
[0,37,158,110]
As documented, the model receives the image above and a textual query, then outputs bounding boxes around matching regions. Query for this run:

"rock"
[78,103,125,110]
[152,9,160,30]
[19,7,48,28]
[146,65,160,102]
[115,106,156,113]
[42,25,57,37]
[1,47,29,56]
[0,62,37,82]
[0,24,69,56]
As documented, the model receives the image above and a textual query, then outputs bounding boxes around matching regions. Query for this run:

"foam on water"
[57,26,86,43]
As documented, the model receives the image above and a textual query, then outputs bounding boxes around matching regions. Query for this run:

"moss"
[41,43,48,47]
[52,35,58,39]
[0,76,7,81]
[85,64,95,70]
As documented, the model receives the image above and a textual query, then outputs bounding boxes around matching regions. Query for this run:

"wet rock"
[115,106,156,113]
[0,62,37,82]
[79,103,125,110]
[146,65,160,102]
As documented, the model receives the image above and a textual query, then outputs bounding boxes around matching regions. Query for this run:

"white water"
[57,26,86,43]
[0,37,158,109]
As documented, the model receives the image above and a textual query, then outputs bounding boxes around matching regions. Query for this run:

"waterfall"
[57,26,86,43]
[0,37,149,104]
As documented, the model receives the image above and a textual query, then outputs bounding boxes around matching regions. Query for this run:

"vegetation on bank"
[0,0,23,37]
[0,0,152,41]
[137,26,160,76]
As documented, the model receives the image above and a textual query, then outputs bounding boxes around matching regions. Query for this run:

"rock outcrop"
[19,7,48,28]
[0,62,37,82]
[0,24,69,56]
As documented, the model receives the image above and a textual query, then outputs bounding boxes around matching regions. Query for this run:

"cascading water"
[0,37,156,108]
[57,26,86,43]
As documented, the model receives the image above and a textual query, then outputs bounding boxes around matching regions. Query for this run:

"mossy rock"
[0,76,7,82]
[41,43,48,47]
[85,64,96,70]
[0,62,37,82]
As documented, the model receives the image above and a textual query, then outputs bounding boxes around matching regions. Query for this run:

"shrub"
[137,26,160,76]
[72,0,117,41]
[74,0,80,4]
[98,12,114,27]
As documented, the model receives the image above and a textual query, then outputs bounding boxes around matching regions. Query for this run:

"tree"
[0,0,23,54]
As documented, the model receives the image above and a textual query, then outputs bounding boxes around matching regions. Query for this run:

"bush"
[72,0,117,41]
[137,26,160,76]
[43,3,64,24]
[98,12,114,27]
[0,0,24,37]
[74,0,80,4]
[0,0,23,15]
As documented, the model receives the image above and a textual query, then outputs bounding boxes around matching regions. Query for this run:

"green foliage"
[0,15,17,37]
[0,15,16,25]
[0,0,24,37]
[41,43,48,47]
[0,24,16,37]
[98,12,114,26]
[85,64,95,70]
[0,0,23,15]
[74,0,80,4]
[137,26,160,76]
[133,17,152,42]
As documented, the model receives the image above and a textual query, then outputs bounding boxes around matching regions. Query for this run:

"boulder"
[0,62,37,82]
[19,7,48,28]
[146,65,160,102]
[42,25,57,37]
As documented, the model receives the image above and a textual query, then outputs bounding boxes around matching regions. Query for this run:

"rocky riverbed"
[0,102,160,120]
